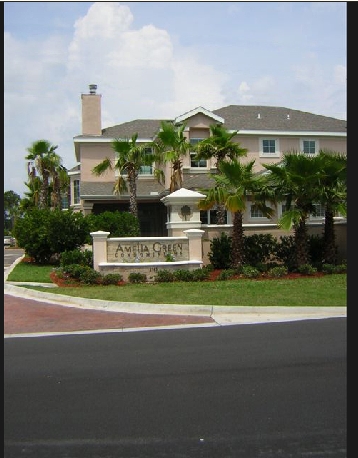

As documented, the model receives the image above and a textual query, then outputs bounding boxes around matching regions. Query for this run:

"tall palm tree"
[315,150,347,264]
[92,133,155,218]
[193,124,248,223]
[262,152,324,269]
[51,164,70,210]
[199,159,273,269]
[21,177,42,210]
[151,121,192,193]
[25,140,59,209]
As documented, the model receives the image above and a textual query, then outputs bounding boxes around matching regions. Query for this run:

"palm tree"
[92,133,155,218]
[51,164,70,210]
[199,159,273,269]
[315,151,347,264]
[151,121,192,193]
[262,152,324,269]
[21,178,42,210]
[193,124,248,223]
[25,140,60,209]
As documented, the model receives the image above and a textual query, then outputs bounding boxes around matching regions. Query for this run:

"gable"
[174,106,224,125]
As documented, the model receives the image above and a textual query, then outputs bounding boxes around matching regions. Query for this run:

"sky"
[4,1,347,198]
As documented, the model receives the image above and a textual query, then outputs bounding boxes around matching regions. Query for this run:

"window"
[61,193,69,210]
[250,205,265,218]
[311,203,325,218]
[190,139,207,168]
[200,209,228,224]
[260,138,280,157]
[73,180,80,205]
[139,147,154,175]
[301,139,317,155]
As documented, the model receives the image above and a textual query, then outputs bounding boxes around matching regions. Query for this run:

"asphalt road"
[4,247,24,270]
[4,318,347,458]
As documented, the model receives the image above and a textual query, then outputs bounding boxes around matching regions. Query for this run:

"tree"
[4,190,21,232]
[13,208,90,264]
[25,139,68,209]
[50,163,69,210]
[315,151,347,264]
[199,159,273,269]
[151,121,192,193]
[92,133,155,218]
[193,124,248,223]
[262,152,324,269]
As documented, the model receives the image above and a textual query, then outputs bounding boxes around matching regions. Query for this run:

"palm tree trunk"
[39,171,49,209]
[216,204,226,224]
[293,219,310,269]
[128,172,138,218]
[323,208,337,264]
[231,211,244,269]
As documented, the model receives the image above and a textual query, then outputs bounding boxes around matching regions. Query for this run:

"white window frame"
[189,138,208,169]
[200,208,230,224]
[309,203,325,220]
[249,204,271,220]
[259,138,280,158]
[114,146,154,177]
[300,138,319,155]
[73,179,80,205]
[138,147,154,176]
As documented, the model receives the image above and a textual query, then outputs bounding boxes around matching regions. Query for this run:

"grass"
[7,262,347,307]
[6,262,55,283]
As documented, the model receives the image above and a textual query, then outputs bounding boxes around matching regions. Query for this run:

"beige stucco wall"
[80,143,114,182]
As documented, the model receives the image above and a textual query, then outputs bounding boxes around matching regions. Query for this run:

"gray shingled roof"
[213,105,346,132]
[74,105,346,140]
[80,180,167,198]
[80,174,216,200]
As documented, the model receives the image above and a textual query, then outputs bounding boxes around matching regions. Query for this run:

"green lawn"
[7,262,347,307]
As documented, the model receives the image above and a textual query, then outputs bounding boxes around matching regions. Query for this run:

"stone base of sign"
[98,260,203,283]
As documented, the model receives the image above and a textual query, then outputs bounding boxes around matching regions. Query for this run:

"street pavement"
[4,254,347,337]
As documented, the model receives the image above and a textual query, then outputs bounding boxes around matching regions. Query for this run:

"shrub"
[155,269,175,282]
[297,264,317,275]
[243,234,278,266]
[322,263,336,274]
[102,273,123,285]
[307,234,327,269]
[86,211,140,238]
[128,272,147,283]
[191,268,210,282]
[60,248,93,267]
[217,269,237,281]
[78,266,102,284]
[207,232,232,269]
[274,236,296,272]
[322,263,347,274]
[334,263,347,273]
[13,208,90,264]
[240,265,260,278]
[59,264,102,285]
[173,269,194,282]
[267,266,288,278]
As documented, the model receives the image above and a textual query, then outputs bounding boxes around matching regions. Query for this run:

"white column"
[183,229,205,262]
[91,231,110,270]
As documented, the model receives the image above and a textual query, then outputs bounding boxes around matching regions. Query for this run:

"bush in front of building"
[86,211,140,238]
[60,248,93,267]
[13,208,90,264]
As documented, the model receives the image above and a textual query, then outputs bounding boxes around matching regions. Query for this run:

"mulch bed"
[48,268,325,288]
